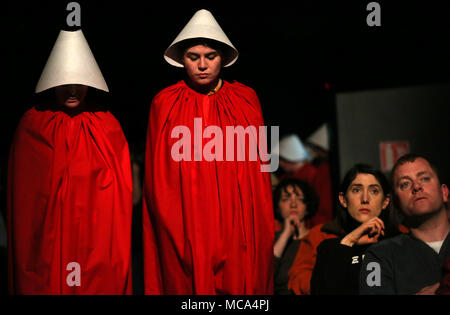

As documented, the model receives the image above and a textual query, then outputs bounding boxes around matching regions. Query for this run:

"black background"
[5,0,450,151]
[2,0,450,298]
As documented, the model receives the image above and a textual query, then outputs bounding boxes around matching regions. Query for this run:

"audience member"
[273,178,319,294]
[360,154,449,294]
[310,164,403,294]
[275,133,333,228]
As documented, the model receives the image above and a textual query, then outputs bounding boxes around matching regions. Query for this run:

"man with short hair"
[359,153,449,294]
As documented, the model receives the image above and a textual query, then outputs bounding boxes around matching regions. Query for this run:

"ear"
[382,194,391,210]
[441,184,449,203]
[338,192,347,208]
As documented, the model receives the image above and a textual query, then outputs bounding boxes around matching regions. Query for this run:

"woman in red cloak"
[143,9,274,294]
[7,30,133,294]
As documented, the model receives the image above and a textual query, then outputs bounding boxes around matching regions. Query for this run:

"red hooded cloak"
[143,80,274,294]
[7,107,133,294]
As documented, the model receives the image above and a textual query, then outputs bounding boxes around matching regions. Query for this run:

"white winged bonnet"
[35,29,109,93]
[164,9,239,68]
[272,134,311,162]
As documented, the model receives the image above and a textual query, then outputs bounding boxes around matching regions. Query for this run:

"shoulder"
[310,223,329,237]
[151,81,186,105]
[317,237,341,249]
[305,223,339,246]
[20,106,48,121]
[15,107,59,131]
[147,82,187,119]
[316,238,353,257]
[366,233,411,258]
[221,80,265,123]
[93,111,124,130]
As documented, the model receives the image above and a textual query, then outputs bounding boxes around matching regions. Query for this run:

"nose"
[412,180,423,194]
[290,197,298,208]
[198,57,207,71]
[69,84,77,95]
[361,190,369,204]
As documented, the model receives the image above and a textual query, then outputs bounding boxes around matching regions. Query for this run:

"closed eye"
[206,53,218,60]
[186,53,199,61]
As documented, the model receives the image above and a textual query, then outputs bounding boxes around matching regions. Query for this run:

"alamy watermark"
[170,118,279,172]
[366,261,381,287]
[66,2,81,27]
[66,262,81,287]
[366,2,381,27]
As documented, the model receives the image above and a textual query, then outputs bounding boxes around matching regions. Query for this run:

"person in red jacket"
[275,133,334,228]
[142,9,274,294]
[7,30,133,294]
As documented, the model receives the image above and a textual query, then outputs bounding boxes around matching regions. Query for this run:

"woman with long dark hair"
[310,163,403,294]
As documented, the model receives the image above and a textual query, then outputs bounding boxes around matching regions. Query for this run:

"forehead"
[281,185,304,195]
[350,173,380,186]
[185,44,219,54]
[394,158,435,181]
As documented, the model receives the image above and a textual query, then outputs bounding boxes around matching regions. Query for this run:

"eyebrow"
[397,171,431,182]
[350,184,381,188]
[281,191,304,197]
[186,51,218,57]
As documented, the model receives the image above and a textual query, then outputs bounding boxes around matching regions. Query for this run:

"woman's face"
[278,185,308,221]
[55,84,88,108]
[183,44,222,91]
[339,173,390,223]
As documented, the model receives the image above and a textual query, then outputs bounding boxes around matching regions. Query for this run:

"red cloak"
[143,80,274,294]
[7,107,133,294]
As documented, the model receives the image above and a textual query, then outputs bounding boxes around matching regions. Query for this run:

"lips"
[414,196,427,203]
[359,208,370,214]
[197,73,209,79]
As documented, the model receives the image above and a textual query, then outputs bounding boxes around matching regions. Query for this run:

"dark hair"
[339,163,391,198]
[273,178,319,223]
[336,164,398,235]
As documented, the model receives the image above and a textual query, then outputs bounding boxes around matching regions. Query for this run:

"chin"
[196,79,214,86]
[357,213,375,223]
[408,208,435,217]
[64,102,80,108]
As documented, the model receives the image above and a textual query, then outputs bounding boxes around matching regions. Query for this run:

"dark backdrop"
[2,0,450,297]
[5,0,449,150]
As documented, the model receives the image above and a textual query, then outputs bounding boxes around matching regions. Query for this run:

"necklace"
[207,79,223,96]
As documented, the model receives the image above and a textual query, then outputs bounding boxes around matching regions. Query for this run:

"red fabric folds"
[7,107,133,294]
[143,80,274,294]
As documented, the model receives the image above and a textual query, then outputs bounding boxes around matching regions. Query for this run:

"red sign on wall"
[379,141,410,172]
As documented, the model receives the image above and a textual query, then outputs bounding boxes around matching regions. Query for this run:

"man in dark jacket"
[360,154,449,294]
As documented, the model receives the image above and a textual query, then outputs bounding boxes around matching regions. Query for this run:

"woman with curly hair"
[273,178,319,294]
